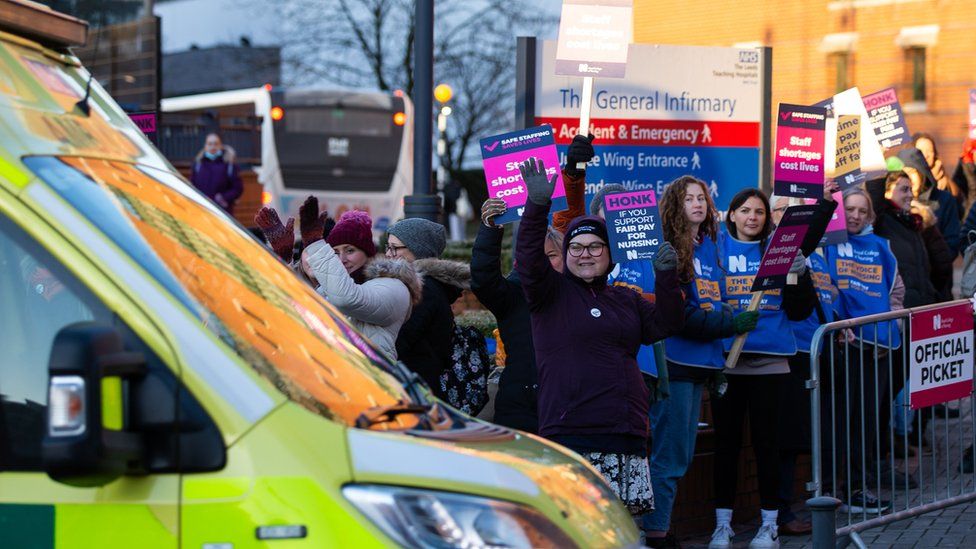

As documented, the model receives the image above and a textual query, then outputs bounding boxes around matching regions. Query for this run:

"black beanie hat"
[565,217,609,248]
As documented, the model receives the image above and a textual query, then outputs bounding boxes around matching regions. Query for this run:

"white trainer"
[708,524,735,548]
[748,523,780,548]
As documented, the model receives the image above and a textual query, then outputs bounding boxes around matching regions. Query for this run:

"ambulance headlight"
[342,485,577,548]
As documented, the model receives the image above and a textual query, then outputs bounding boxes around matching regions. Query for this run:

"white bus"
[161,87,413,234]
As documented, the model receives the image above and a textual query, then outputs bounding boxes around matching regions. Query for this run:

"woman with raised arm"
[302,210,422,362]
[514,157,685,523]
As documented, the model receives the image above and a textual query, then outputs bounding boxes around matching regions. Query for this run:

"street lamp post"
[436,106,450,191]
[404,0,440,222]
[436,102,463,241]
[434,83,453,195]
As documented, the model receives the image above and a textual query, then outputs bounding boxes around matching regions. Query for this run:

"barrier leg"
[849,530,868,549]
[807,496,841,549]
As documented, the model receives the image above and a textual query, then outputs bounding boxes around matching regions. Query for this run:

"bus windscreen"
[273,96,405,193]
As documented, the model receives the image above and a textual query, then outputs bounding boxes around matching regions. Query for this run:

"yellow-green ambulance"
[0,2,639,547]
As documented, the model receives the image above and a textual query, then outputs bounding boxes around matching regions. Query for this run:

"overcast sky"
[155,0,562,54]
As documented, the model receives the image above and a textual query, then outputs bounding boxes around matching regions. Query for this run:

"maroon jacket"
[515,200,685,440]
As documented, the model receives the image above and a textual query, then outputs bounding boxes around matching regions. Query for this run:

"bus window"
[272,94,407,194]
[284,108,392,137]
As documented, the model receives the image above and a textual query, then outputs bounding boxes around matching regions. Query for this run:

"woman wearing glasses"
[384,217,471,400]
[514,158,685,523]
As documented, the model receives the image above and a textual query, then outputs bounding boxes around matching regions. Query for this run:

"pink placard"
[481,125,567,224]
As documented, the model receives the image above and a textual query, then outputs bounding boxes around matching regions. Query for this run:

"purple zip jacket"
[515,199,685,439]
[190,150,243,214]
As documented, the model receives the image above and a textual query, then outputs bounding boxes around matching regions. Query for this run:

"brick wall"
[634,0,976,166]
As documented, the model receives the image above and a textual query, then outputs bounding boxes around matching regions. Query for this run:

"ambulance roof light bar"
[0,0,89,48]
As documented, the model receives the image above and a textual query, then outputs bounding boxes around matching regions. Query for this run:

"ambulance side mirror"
[41,323,146,487]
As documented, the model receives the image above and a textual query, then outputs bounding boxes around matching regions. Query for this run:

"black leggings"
[713,373,786,510]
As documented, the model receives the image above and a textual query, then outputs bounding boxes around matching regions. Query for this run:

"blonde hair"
[842,186,876,226]
[545,226,564,249]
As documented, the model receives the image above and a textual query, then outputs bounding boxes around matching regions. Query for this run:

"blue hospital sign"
[533,40,766,211]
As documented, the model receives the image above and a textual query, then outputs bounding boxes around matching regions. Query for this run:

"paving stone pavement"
[683,396,976,548]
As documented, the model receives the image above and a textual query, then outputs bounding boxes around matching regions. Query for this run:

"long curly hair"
[660,176,718,283]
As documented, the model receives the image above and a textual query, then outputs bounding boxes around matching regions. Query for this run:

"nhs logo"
[739,50,759,64]
[837,242,853,258]
[728,254,748,273]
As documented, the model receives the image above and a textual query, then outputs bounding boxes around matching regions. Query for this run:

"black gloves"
[653,241,678,271]
[519,158,559,206]
[565,133,596,176]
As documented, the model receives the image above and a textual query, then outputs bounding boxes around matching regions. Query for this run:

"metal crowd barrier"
[806,299,976,548]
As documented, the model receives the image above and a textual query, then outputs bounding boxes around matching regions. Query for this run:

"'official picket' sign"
[910,302,975,410]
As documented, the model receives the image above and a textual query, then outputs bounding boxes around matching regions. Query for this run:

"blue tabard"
[719,230,798,356]
[824,231,902,349]
[664,235,727,369]
[790,251,838,353]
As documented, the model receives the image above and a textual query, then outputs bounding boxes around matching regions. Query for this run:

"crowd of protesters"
[236,128,975,549]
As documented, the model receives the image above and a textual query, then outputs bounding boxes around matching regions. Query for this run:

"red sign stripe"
[911,383,972,410]
[537,117,761,147]
[910,302,974,341]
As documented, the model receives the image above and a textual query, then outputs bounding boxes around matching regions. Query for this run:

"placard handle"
[577,76,594,170]
[725,291,764,369]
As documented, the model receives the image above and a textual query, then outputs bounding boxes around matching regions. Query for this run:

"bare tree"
[266,0,554,172]
[439,52,511,172]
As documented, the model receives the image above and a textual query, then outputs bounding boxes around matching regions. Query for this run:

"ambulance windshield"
[24,156,429,430]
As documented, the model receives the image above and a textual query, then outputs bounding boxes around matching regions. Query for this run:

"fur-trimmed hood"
[364,257,423,306]
[194,144,237,164]
[413,258,471,291]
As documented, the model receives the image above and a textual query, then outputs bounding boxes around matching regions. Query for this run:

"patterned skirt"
[582,451,654,516]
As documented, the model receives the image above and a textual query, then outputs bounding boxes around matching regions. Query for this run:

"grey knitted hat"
[387,218,447,259]
[589,184,629,216]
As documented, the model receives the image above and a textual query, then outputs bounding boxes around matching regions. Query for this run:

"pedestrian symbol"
[692,152,701,170]
[702,124,712,143]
